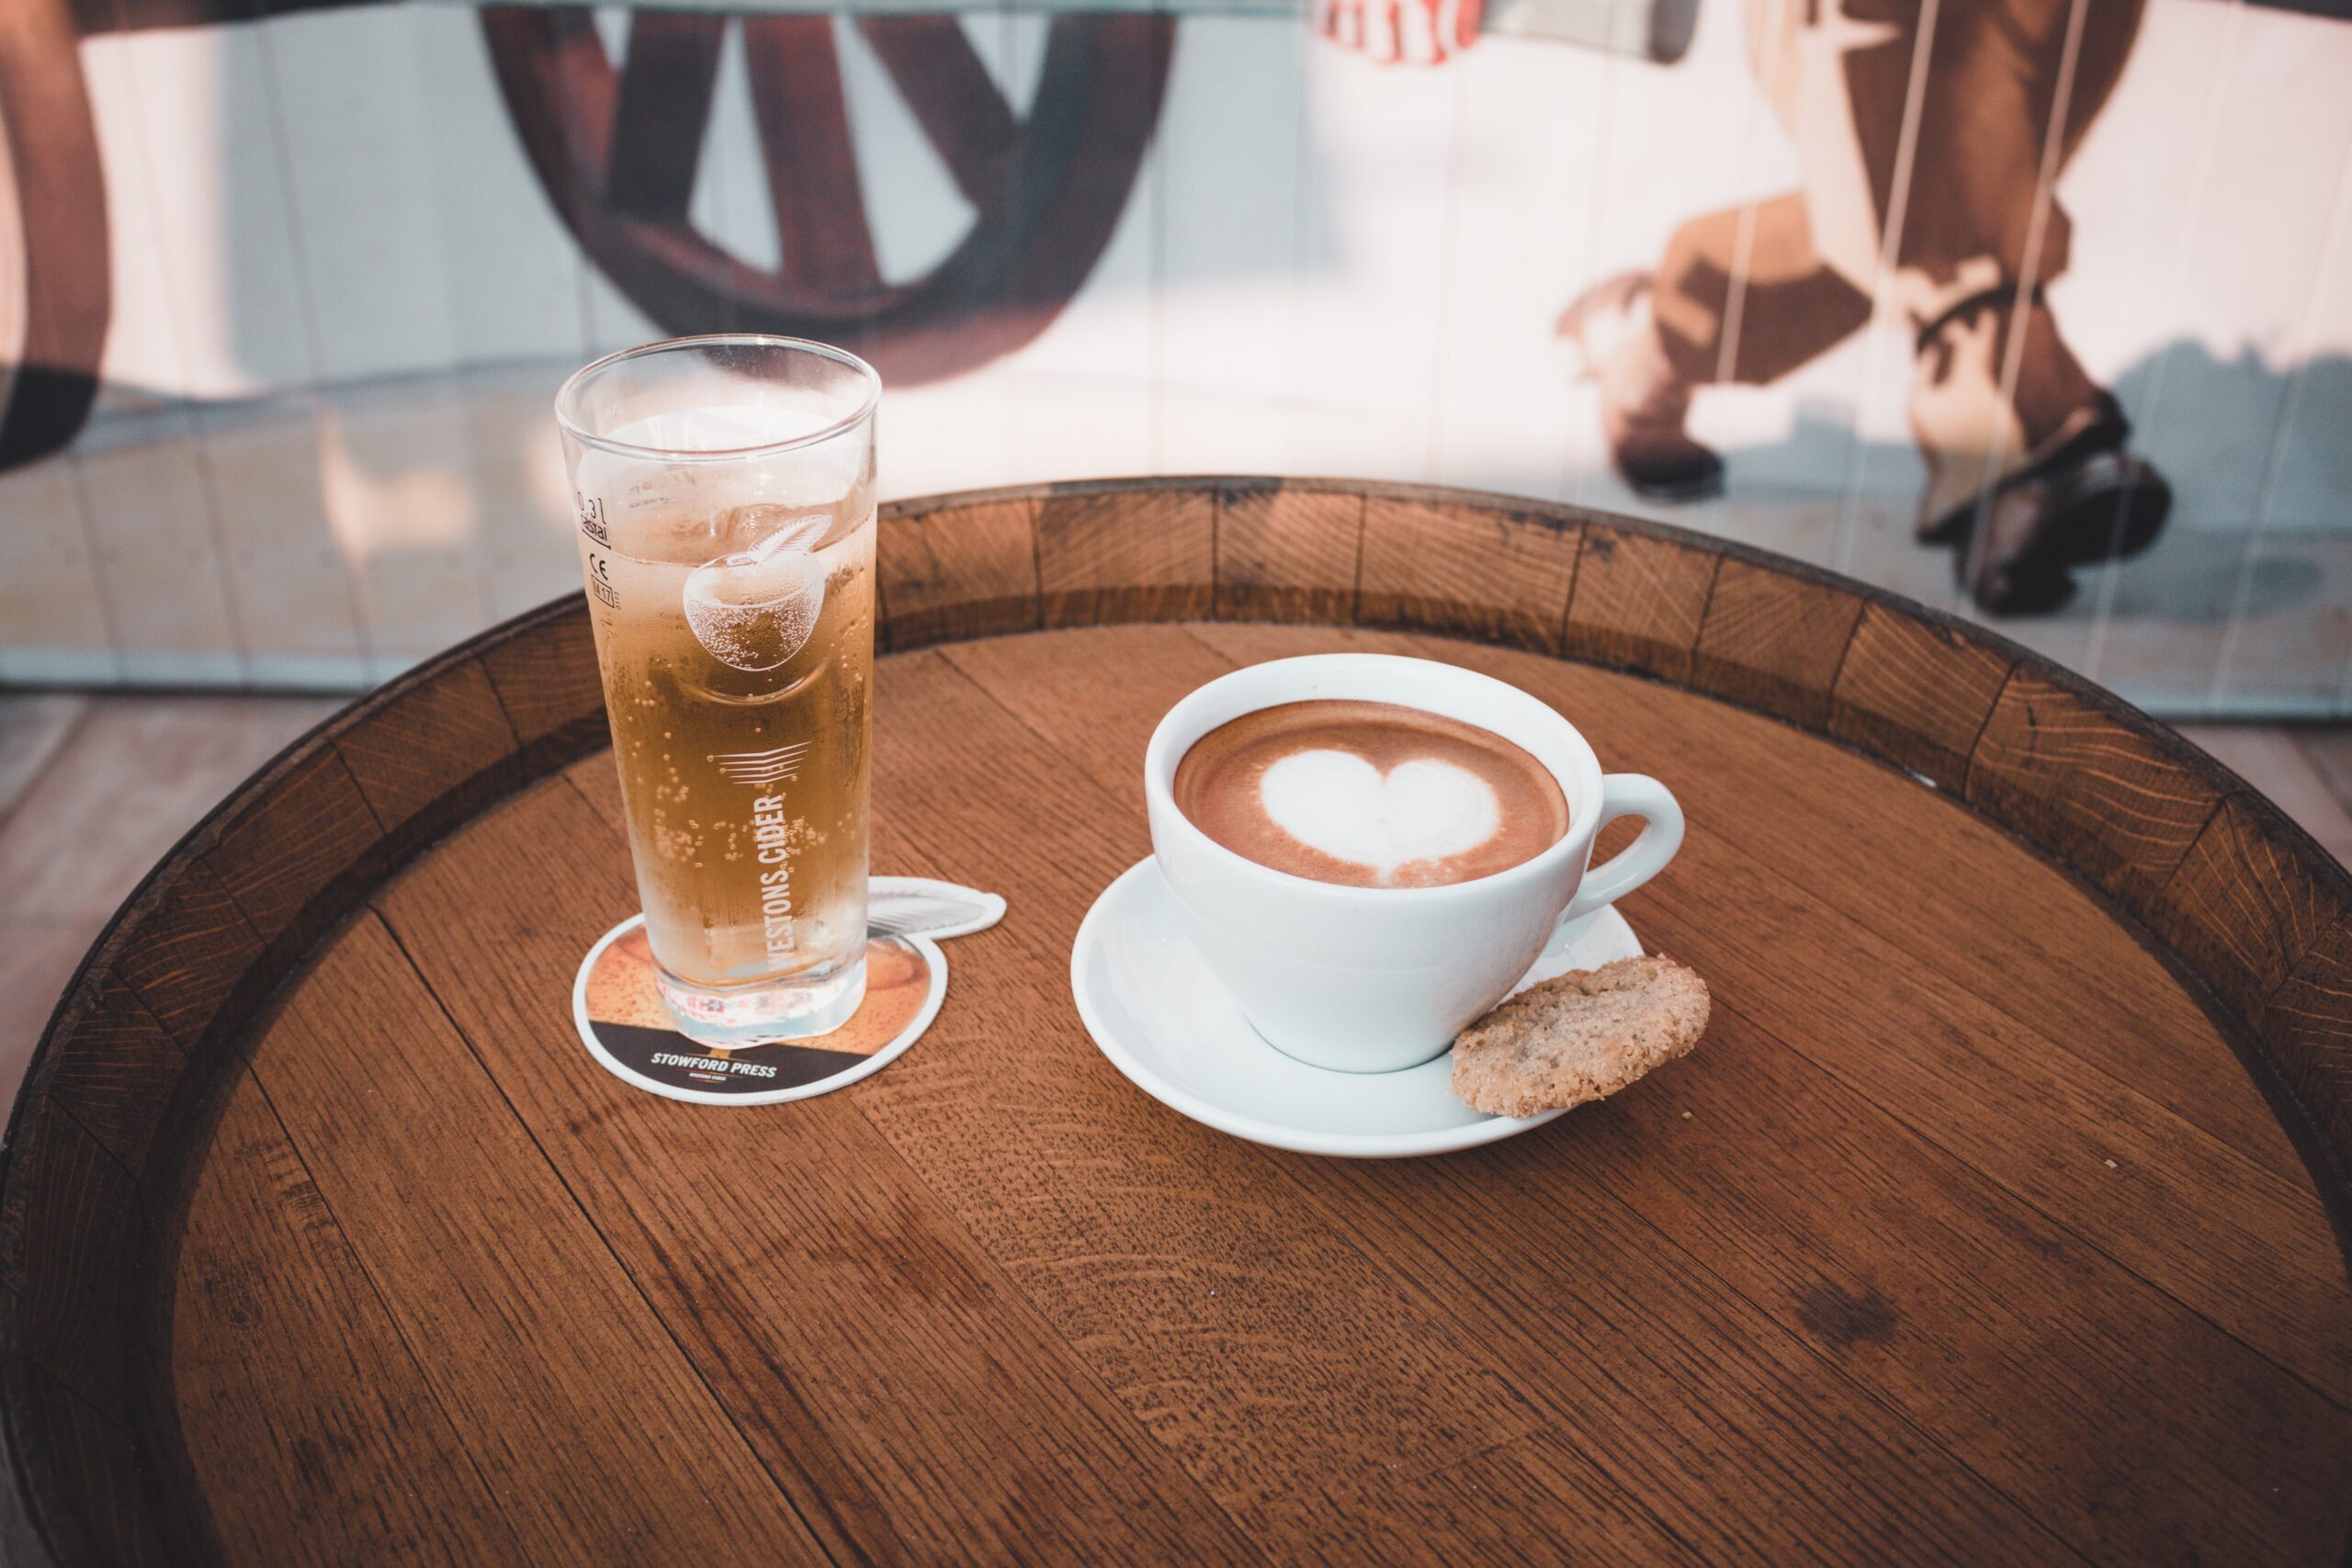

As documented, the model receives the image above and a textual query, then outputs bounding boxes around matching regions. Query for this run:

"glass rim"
[554,333,881,463]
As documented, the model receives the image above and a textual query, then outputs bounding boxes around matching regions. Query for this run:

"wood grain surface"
[1687,558,1865,728]
[877,496,1042,650]
[5,479,2348,1567]
[1035,484,1214,628]
[1829,605,2015,795]
[1559,521,1719,682]
[1357,492,1582,653]
[1212,482,1363,626]
[1969,669,2226,912]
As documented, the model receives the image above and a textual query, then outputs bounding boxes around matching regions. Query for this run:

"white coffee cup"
[1144,654,1684,1074]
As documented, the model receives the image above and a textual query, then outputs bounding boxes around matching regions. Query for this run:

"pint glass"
[556,337,879,1044]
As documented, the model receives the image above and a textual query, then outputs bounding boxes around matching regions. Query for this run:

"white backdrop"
[3,0,2348,714]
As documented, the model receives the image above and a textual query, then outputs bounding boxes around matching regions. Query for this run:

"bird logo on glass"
[711,741,813,788]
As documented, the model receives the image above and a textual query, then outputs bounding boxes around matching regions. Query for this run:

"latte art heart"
[1171,698,1571,890]
[1258,749,1502,881]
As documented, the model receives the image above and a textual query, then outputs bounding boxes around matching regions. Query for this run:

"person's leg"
[1892,0,2166,610]
[1560,191,1870,500]
[1909,284,2168,611]
[1657,192,1874,385]
[1558,0,1880,500]
[1906,284,2098,536]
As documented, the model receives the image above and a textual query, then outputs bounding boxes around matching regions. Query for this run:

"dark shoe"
[1557,272,1725,503]
[1961,445,2172,615]
[1919,392,2133,546]
[1613,423,1726,502]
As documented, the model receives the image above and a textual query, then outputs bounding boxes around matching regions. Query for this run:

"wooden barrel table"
[6,479,2350,1565]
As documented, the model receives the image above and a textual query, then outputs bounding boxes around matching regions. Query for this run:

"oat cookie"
[1450,955,1710,1119]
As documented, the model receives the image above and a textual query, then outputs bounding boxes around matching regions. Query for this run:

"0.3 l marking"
[576,491,609,546]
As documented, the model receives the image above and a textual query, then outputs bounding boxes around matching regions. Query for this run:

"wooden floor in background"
[0,692,342,1107]
[1,691,2347,1112]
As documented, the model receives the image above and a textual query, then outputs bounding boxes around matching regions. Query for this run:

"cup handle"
[1560,773,1684,926]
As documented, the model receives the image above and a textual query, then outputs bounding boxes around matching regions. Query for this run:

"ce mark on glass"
[586,550,619,609]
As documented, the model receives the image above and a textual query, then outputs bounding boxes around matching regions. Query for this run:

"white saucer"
[1069,858,1645,1158]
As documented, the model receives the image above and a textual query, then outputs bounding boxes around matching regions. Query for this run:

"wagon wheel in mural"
[481,7,1172,386]
[0,0,107,471]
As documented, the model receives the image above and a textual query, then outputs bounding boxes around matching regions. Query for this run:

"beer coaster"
[572,917,945,1106]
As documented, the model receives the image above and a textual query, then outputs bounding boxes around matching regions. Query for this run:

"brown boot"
[1558,273,1724,502]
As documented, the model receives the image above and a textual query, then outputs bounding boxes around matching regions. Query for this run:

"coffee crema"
[1171,699,1571,888]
